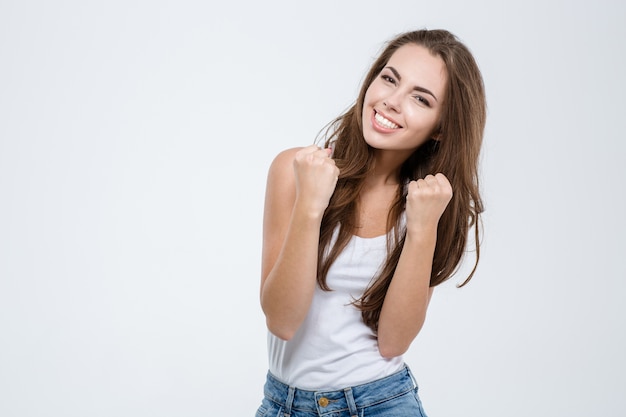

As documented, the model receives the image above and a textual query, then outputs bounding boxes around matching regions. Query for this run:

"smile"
[374,111,400,129]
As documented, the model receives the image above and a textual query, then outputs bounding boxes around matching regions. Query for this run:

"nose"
[383,91,402,113]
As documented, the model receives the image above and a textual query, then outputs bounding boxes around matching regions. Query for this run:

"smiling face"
[362,43,448,160]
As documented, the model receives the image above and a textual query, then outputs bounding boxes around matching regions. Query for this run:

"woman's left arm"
[376,173,453,358]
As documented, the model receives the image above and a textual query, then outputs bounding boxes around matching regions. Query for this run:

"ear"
[431,127,442,142]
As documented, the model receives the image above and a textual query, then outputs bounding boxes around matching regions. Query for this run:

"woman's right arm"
[260,145,338,340]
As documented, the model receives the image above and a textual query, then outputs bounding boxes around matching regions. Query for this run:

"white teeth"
[374,112,399,129]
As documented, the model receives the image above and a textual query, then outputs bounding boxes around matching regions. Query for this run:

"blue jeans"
[255,365,428,417]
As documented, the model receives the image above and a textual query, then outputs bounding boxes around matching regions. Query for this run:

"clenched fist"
[405,173,453,235]
[293,145,340,216]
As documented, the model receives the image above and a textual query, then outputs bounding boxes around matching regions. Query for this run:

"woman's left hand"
[405,173,453,235]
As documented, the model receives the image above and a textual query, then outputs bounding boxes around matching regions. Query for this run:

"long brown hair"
[317,29,487,332]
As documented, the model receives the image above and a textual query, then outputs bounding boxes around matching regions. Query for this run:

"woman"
[257,29,486,417]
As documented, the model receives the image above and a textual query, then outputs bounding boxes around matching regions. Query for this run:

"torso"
[267,230,405,390]
[355,182,400,238]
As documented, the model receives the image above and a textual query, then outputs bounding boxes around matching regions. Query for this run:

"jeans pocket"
[255,400,283,417]
[254,404,267,417]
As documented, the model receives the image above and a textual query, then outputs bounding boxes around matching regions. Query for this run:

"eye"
[381,74,396,84]
[414,95,431,107]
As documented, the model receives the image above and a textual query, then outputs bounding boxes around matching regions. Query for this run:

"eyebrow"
[385,66,439,102]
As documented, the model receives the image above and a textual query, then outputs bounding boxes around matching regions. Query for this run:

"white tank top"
[267,231,405,390]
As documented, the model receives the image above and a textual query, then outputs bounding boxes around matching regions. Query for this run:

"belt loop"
[405,364,418,389]
[283,386,295,417]
[343,387,358,417]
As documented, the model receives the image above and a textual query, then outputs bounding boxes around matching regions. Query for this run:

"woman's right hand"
[260,146,339,339]
[293,145,339,216]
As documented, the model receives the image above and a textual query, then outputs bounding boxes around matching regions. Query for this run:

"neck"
[366,149,411,186]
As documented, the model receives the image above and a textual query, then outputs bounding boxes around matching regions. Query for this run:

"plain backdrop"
[1,0,625,416]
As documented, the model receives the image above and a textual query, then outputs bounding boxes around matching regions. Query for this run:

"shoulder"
[269,147,303,170]
[266,147,303,183]
[262,148,304,245]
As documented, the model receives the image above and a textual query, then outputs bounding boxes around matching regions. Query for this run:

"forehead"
[386,43,447,95]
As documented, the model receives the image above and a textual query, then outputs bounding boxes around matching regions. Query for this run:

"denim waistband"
[263,365,417,416]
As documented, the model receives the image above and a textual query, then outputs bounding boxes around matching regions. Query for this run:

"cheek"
[362,92,373,119]
[410,109,439,130]
[363,83,383,106]
[405,113,441,142]
[363,88,373,105]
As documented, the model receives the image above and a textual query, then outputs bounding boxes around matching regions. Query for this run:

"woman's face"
[362,43,447,158]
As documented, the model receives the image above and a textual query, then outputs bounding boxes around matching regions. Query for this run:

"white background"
[1,0,625,416]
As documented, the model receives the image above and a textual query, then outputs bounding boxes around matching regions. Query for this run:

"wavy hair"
[317,29,487,332]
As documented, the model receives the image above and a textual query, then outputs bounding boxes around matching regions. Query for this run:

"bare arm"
[377,173,452,358]
[260,145,338,340]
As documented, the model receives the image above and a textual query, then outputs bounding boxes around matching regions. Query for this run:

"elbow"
[377,315,427,358]
[378,341,409,359]
[377,323,424,358]
[266,317,297,341]
[261,295,296,341]
[260,293,305,341]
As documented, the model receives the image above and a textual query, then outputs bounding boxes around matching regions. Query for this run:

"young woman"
[256,29,486,417]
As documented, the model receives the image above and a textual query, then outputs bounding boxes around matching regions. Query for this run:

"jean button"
[318,397,329,407]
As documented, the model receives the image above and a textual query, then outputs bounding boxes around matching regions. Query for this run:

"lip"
[371,109,402,133]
